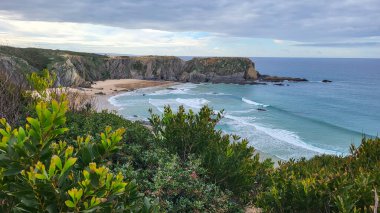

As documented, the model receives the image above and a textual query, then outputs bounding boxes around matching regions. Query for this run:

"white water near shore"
[107,82,352,160]
[103,58,380,161]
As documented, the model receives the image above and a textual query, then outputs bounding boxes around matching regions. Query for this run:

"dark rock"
[322,79,332,83]
[79,81,92,88]
[95,92,106,95]
[259,75,308,82]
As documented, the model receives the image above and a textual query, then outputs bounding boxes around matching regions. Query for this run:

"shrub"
[117,155,239,212]
[149,105,273,202]
[256,138,380,212]
[65,110,240,212]
[0,98,155,212]
[63,110,153,149]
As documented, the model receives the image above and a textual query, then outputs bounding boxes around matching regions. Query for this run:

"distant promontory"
[0,46,307,87]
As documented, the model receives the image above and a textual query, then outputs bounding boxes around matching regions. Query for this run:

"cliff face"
[103,56,185,81]
[0,46,262,87]
[181,57,258,83]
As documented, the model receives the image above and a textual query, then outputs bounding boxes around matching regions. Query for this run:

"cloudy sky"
[0,0,379,57]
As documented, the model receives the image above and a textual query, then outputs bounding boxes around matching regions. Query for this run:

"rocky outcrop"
[258,75,308,82]
[181,57,258,83]
[0,46,307,87]
[52,56,260,86]
[104,56,184,81]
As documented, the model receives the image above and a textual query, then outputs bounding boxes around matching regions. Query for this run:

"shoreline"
[74,79,177,112]
[77,79,281,164]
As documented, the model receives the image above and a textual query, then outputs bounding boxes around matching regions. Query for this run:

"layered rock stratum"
[0,46,306,87]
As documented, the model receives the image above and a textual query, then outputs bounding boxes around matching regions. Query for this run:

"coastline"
[74,79,177,111]
[78,79,281,164]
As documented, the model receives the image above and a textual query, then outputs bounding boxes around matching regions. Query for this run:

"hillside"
[0,46,306,87]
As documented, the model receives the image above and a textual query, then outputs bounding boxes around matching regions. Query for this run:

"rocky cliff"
[0,46,306,87]
[181,57,258,83]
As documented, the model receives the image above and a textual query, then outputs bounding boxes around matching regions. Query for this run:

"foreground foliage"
[1,67,379,212]
[0,99,155,212]
[149,105,273,202]
[65,110,241,212]
[257,138,380,212]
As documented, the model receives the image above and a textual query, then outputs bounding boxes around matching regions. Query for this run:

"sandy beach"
[73,79,176,111]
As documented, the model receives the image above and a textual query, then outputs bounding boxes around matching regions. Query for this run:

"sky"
[0,0,379,58]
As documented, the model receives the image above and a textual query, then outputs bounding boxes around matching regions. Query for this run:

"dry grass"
[0,73,29,125]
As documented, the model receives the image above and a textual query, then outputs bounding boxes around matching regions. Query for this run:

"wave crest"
[242,97,269,107]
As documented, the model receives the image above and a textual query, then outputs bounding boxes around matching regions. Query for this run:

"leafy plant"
[149,105,273,202]
[26,68,56,100]
[0,98,154,212]
[256,138,380,212]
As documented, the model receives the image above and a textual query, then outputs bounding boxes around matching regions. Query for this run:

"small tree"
[149,105,273,202]
[0,97,156,212]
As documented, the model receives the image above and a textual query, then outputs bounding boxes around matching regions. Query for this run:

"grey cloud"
[295,42,380,47]
[0,0,379,42]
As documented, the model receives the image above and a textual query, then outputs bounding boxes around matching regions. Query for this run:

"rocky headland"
[0,46,307,87]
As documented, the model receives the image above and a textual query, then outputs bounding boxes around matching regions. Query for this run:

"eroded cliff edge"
[0,46,306,87]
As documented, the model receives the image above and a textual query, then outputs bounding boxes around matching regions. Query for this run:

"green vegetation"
[149,106,273,201]
[0,46,105,71]
[62,110,240,212]
[257,138,380,212]
[0,99,154,212]
[0,67,379,212]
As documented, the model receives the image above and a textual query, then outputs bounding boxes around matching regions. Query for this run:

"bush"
[65,110,240,212]
[63,110,153,149]
[0,98,156,212]
[256,137,380,212]
[149,105,273,202]
[117,155,239,212]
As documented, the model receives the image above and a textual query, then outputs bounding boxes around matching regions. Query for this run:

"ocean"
[108,57,380,160]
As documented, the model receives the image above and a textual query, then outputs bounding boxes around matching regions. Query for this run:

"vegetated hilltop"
[0,46,306,87]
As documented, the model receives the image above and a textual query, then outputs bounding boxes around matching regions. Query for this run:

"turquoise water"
[109,58,380,160]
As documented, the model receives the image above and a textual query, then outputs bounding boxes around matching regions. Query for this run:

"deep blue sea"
[109,57,380,160]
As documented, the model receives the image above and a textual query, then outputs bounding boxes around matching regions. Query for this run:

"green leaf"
[4,167,22,176]
[60,157,77,176]
[52,155,62,170]
[27,117,40,131]
[48,161,56,177]
[65,200,75,208]
[51,128,69,136]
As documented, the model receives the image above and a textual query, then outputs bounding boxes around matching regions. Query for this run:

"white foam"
[148,83,198,96]
[254,124,339,155]
[175,98,210,109]
[148,98,178,112]
[242,97,269,107]
[108,96,125,107]
[108,89,141,107]
[229,109,258,114]
[224,114,257,127]
[223,114,340,156]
